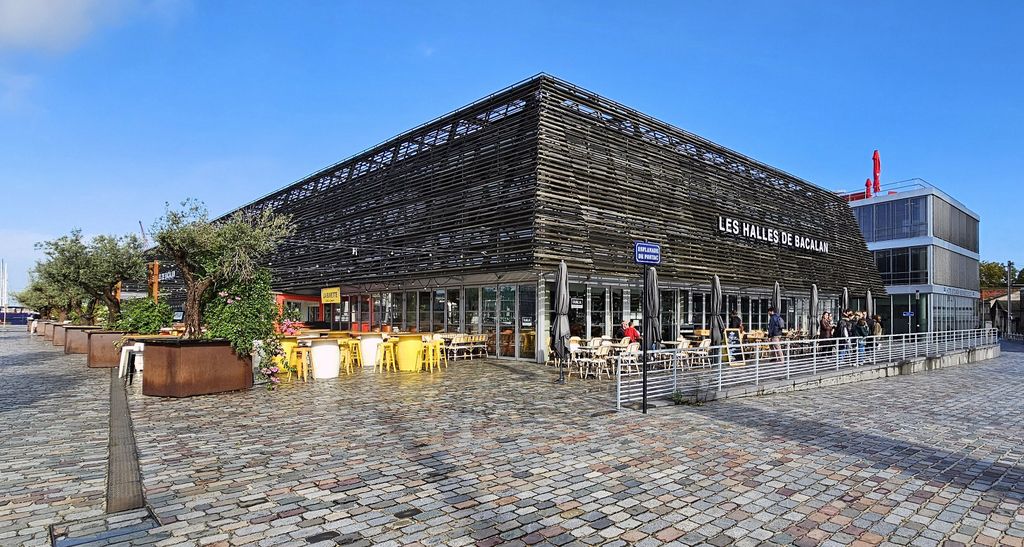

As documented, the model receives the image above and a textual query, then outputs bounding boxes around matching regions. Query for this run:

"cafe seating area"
[551,328,813,381]
[279,329,484,380]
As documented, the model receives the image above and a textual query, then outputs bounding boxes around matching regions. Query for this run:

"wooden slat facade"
[234,74,884,298]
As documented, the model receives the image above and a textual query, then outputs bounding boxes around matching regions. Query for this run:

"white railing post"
[754,344,760,385]
[812,340,817,376]
[717,355,723,392]
[615,354,621,410]
[835,339,840,370]
[785,340,791,379]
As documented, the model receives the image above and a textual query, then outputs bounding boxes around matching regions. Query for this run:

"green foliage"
[203,269,279,356]
[980,261,1012,288]
[27,229,145,323]
[151,199,294,338]
[113,298,173,334]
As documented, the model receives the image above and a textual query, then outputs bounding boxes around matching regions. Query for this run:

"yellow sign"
[320,287,341,304]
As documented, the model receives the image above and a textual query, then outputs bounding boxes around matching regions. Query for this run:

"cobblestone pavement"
[0,327,111,545]
[121,343,1024,546]
[4,325,1024,547]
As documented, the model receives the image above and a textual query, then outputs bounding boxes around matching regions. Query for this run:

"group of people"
[613,320,643,343]
[819,309,884,358]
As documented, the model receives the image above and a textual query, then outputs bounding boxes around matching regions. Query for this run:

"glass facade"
[874,246,928,285]
[854,196,927,242]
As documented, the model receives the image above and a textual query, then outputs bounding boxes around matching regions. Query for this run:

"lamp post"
[1008,261,1015,335]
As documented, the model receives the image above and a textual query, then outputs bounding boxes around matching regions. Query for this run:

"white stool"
[118,343,145,379]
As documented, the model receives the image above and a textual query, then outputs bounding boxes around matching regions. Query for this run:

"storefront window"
[590,287,607,338]
[403,292,416,331]
[568,284,586,338]
[660,290,676,341]
[611,289,624,328]
[432,289,445,332]
[446,289,461,332]
[465,288,480,334]
[418,291,431,331]
[498,285,516,356]
[482,287,497,354]
[519,284,537,359]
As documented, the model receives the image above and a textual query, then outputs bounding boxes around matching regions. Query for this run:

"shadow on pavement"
[705,404,1024,503]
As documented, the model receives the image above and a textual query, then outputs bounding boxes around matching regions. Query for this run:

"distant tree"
[151,199,293,339]
[980,261,1014,288]
[34,232,93,322]
[12,274,64,319]
[80,234,147,324]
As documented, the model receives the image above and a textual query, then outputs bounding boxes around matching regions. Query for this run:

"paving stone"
[6,329,1024,545]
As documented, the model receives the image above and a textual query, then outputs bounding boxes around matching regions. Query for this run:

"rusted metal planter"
[142,339,253,398]
[64,326,103,354]
[87,331,128,368]
[43,322,56,340]
[53,325,68,346]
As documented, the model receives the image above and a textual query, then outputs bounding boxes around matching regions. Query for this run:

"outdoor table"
[357,333,384,369]
[309,338,340,378]
[392,333,425,372]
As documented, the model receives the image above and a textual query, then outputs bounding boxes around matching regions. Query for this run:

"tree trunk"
[104,288,121,326]
[183,278,213,339]
[83,298,97,325]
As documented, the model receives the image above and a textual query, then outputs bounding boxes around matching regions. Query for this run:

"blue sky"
[1,1,1021,293]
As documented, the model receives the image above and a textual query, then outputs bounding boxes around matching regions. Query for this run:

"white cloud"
[0,0,127,52]
[0,0,190,53]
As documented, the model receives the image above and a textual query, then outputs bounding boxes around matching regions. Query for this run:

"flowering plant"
[204,269,294,390]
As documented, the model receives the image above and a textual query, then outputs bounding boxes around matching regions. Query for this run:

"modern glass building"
[848,179,981,334]
[225,74,884,362]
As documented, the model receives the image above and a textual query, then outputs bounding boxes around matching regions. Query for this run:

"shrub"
[114,298,173,334]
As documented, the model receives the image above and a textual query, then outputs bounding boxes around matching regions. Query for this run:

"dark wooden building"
[232,74,884,361]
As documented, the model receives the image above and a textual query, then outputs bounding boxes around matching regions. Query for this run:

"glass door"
[518,284,537,360]
[482,287,497,355]
[498,285,516,358]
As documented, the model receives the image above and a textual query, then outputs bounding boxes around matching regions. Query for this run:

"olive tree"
[151,199,293,338]
[34,230,146,324]
[81,234,146,324]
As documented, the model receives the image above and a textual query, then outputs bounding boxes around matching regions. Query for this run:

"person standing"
[818,311,833,353]
[854,316,871,360]
[767,306,785,361]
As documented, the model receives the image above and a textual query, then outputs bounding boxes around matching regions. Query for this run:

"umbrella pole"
[642,264,649,414]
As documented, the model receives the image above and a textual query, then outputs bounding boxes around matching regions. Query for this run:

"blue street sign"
[902,311,915,317]
[634,241,661,265]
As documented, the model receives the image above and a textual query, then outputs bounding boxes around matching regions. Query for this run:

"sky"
[1,1,1021,295]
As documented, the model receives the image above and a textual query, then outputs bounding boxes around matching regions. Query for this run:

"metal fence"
[615,328,998,410]
[1004,333,1024,343]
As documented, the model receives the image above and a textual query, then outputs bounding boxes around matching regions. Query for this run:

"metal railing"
[1004,333,1024,343]
[615,328,998,409]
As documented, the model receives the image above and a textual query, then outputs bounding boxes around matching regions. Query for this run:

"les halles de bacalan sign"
[717,215,830,254]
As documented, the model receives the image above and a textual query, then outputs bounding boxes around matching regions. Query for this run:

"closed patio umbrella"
[772,281,782,315]
[809,284,819,338]
[644,267,661,347]
[711,274,725,347]
[552,261,570,383]
[866,289,874,317]
[841,287,850,313]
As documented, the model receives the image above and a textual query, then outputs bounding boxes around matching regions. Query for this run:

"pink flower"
[269,366,279,373]
[270,377,280,384]
[218,291,228,297]
[260,368,271,375]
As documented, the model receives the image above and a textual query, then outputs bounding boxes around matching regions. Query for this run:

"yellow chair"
[338,341,354,374]
[421,340,441,373]
[436,339,449,369]
[376,340,397,372]
[289,346,311,381]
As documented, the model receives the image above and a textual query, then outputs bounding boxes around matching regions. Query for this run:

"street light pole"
[1008,261,1014,335]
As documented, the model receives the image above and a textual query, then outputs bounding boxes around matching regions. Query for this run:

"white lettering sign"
[717,216,830,254]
